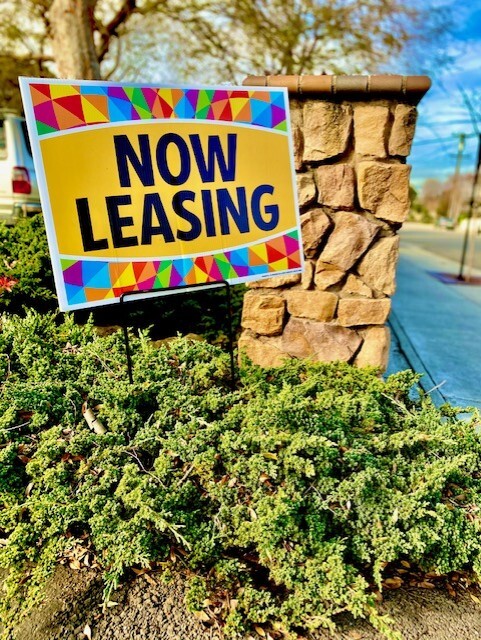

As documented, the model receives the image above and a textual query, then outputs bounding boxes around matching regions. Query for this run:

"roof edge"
[242,74,431,103]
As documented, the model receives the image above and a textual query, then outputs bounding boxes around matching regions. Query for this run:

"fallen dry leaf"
[418,581,435,589]
[144,573,157,586]
[193,610,210,622]
[382,577,403,589]
[446,584,456,598]
[83,623,92,640]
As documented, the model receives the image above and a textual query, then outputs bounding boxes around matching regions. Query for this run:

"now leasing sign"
[20,78,302,311]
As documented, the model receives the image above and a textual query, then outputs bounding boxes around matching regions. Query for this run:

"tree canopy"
[1,0,454,101]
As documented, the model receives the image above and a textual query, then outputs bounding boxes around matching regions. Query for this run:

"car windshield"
[21,121,33,157]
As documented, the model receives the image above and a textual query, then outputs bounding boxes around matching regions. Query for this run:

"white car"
[0,112,41,224]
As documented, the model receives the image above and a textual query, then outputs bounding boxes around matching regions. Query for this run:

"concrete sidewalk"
[386,240,481,409]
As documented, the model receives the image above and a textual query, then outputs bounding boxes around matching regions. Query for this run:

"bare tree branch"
[96,0,137,63]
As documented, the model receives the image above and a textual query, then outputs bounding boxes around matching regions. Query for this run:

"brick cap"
[242,74,431,103]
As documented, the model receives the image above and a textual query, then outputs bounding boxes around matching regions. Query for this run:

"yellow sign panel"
[20,79,302,311]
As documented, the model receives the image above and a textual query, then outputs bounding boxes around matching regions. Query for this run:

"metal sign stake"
[120,280,236,389]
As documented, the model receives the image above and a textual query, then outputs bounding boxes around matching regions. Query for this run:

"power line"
[414,133,478,146]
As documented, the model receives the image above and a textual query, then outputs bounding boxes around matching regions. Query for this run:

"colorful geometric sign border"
[60,230,301,307]
[29,82,288,136]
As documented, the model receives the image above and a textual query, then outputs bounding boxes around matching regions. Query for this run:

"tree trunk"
[49,0,101,79]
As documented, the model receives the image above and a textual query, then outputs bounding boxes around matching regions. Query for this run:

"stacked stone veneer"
[239,88,419,371]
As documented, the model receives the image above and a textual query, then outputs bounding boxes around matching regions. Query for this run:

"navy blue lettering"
[251,185,279,232]
[76,197,109,252]
[217,187,249,235]
[114,134,154,187]
[173,191,201,241]
[141,193,175,244]
[190,133,237,183]
[201,190,217,237]
[106,195,138,248]
[156,133,191,186]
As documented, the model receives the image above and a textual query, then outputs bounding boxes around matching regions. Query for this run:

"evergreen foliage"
[0,216,56,314]
[0,312,480,639]
[0,217,243,341]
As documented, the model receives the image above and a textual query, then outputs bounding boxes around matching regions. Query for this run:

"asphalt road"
[400,223,481,271]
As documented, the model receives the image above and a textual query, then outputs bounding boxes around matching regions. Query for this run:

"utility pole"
[448,133,466,224]
[458,132,481,281]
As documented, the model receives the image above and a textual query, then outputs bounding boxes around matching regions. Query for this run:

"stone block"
[319,211,379,271]
[341,274,373,298]
[356,236,400,295]
[284,290,338,322]
[300,208,332,258]
[354,326,391,371]
[296,172,317,209]
[238,333,290,368]
[389,104,417,157]
[302,260,315,289]
[281,317,362,362]
[316,164,355,210]
[337,298,391,327]
[290,100,304,170]
[247,273,301,289]
[314,260,345,290]
[353,105,389,157]
[357,161,411,223]
[303,101,352,161]
[241,291,286,335]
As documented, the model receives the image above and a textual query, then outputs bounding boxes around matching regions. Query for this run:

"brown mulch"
[7,565,481,640]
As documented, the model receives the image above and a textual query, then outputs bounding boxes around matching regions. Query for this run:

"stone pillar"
[238,74,430,371]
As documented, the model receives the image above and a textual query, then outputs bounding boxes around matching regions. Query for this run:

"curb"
[388,310,447,406]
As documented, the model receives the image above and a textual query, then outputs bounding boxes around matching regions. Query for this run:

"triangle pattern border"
[29,83,287,136]
[60,230,301,307]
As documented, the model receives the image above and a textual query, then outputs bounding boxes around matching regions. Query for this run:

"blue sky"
[409,2,481,188]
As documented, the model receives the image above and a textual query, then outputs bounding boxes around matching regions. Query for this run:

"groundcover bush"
[0,217,56,314]
[0,216,244,341]
[1,311,481,639]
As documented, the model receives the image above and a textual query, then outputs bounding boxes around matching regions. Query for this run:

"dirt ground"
[8,566,481,640]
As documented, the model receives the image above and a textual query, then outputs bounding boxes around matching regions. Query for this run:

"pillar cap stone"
[243,74,431,104]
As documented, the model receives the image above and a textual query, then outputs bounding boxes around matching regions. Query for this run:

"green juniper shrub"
[0,216,244,342]
[0,311,481,640]
[0,216,56,314]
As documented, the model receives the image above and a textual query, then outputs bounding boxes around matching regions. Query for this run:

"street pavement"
[387,225,481,409]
